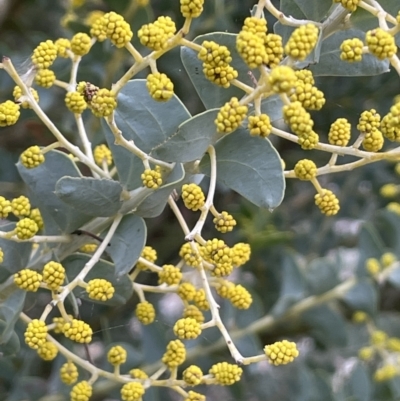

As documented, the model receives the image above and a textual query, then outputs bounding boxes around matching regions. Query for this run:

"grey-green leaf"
[103,79,191,190]
[0,320,20,356]
[280,0,332,21]
[104,214,146,276]
[181,32,256,109]
[199,129,285,209]
[341,279,378,316]
[55,177,123,217]
[63,254,133,305]
[150,110,219,163]
[310,29,390,77]
[17,150,92,234]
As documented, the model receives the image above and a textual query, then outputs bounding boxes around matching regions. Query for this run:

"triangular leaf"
[150,110,219,163]
[199,129,285,209]
[55,177,123,217]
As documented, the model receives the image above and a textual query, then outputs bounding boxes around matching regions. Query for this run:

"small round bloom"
[60,361,79,385]
[29,208,44,230]
[103,11,133,48]
[138,16,176,50]
[183,365,203,385]
[173,317,202,340]
[70,381,92,401]
[55,38,71,57]
[183,305,205,324]
[185,391,205,401]
[362,128,384,152]
[158,264,182,285]
[53,315,72,334]
[71,32,92,56]
[294,159,317,180]
[284,23,319,60]
[178,282,197,301]
[180,0,204,18]
[179,242,201,268]
[35,69,56,88]
[242,16,267,38]
[264,340,299,365]
[0,100,20,127]
[365,258,381,275]
[16,218,39,239]
[20,146,45,169]
[0,196,11,219]
[209,362,243,385]
[283,101,314,136]
[381,114,400,141]
[358,346,374,361]
[268,65,297,94]
[334,0,360,12]
[11,195,31,217]
[328,118,351,146]
[227,284,253,309]
[295,69,315,85]
[193,288,210,310]
[264,33,284,68]
[65,91,87,114]
[381,252,397,268]
[14,269,42,292]
[121,381,145,401]
[387,337,400,352]
[357,109,381,133]
[232,242,251,267]
[129,368,148,379]
[202,62,238,88]
[37,341,58,361]
[63,319,93,343]
[108,345,127,366]
[135,301,156,325]
[340,38,364,62]
[43,261,65,290]
[374,365,399,382]
[182,183,205,211]
[380,183,399,198]
[94,144,113,166]
[370,330,387,346]
[31,40,57,69]
[90,14,107,41]
[200,238,233,277]
[290,82,325,110]
[352,311,368,323]
[89,88,117,117]
[13,86,39,109]
[315,189,340,216]
[236,30,267,69]
[141,168,162,189]
[86,278,115,301]
[162,339,186,368]
[247,114,272,137]
[25,319,47,349]
[80,243,98,253]
[146,72,174,102]
[136,246,157,270]
[198,40,233,65]
[366,28,397,60]
[215,97,248,134]
[213,211,236,233]
[0,247,3,264]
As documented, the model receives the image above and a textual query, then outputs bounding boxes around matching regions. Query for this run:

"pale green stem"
[0,232,71,243]
[186,146,217,241]
[168,196,191,236]
[125,42,144,62]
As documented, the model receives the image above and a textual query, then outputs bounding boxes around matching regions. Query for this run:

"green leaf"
[387,266,400,289]
[0,320,20,356]
[63,254,133,306]
[301,305,347,347]
[346,362,371,401]
[103,79,191,190]
[135,163,185,218]
[0,282,26,343]
[306,257,340,295]
[104,214,146,276]
[260,95,284,122]
[199,129,285,209]
[181,32,256,109]
[55,177,123,217]
[271,251,307,316]
[310,29,390,77]
[17,150,92,234]
[0,222,32,283]
[280,0,332,21]
[150,110,219,163]
[341,279,378,316]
